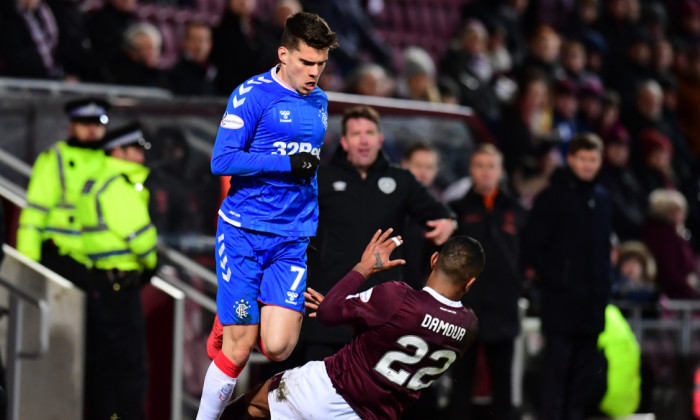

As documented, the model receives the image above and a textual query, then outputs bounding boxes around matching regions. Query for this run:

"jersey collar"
[271,65,297,93]
[423,287,463,308]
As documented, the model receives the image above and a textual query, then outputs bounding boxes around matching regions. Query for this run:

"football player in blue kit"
[196,12,338,420]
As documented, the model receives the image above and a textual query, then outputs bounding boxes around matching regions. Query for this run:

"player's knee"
[260,338,295,362]
[223,342,255,366]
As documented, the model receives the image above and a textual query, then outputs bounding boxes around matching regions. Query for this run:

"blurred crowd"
[4,0,700,417]
[2,0,700,302]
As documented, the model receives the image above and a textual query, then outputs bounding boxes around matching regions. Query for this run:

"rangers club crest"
[378,177,397,194]
[235,299,250,319]
[319,106,328,129]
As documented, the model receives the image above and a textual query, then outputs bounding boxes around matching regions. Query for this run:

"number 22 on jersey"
[374,335,457,391]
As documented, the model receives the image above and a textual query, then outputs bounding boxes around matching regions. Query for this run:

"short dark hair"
[185,21,211,36]
[404,141,439,161]
[341,106,381,135]
[281,12,338,51]
[435,236,485,285]
[568,133,604,155]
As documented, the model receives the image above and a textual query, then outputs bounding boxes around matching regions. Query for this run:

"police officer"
[17,97,110,289]
[76,122,156,420]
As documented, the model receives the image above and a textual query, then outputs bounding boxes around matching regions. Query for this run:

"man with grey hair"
[111,22,166,86]
[400,46,441,102]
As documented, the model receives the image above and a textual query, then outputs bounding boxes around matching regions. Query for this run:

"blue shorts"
[215,217,309,325]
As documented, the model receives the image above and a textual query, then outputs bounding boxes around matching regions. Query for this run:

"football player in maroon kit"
[217,228,483,420]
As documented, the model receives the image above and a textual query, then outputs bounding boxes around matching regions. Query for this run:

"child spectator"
[612,241,658,302]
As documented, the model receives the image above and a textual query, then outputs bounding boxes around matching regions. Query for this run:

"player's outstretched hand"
[304,287,324,318]
[424,218,457,246]
[354,228,406,278]
[289,152,320,180]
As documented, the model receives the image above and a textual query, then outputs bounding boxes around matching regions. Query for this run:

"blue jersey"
[212,66,329,237]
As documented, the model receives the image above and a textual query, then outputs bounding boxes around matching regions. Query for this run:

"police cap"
[102,122,152,152]
[64,97,110,125]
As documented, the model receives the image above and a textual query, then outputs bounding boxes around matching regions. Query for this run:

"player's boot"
[206,314,224,360]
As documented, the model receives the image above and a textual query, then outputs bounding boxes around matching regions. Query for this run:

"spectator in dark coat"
[168,22,217,96]
[642,189,700,299]
[608,28,655,103]
[518,25,564,84]
[594,0,634,74]
[48,0,104,81]
[523,133,612,420]
[256,0,302,73]
[598,125,648,240]
[302,0,394,75]
[447,144,525,420]
[461,0,529,67]
[500,70,559,205]
[111,22,166,87]
[560,40,601,90]
[622,78,697,194]
[400,141,443,291]
[637,128,677,193]
[0,0,63,79]
[440,19,501,122]
[552,78,582,158]
[303,106,457,361]
[211,0,263,95]
[85,0,136,69]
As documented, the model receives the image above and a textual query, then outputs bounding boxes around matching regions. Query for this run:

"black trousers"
[539,333,604,420]
[40,241,90,290]
[84,269,148,420]
[446,339,516,420]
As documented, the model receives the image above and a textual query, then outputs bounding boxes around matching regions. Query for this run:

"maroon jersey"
[317,270,479,420]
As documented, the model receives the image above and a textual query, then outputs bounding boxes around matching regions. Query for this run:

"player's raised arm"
[210,90,290,176]
[353,228,406,278]
[314,229,405,323]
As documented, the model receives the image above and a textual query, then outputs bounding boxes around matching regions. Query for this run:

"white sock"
[196,360,237,420]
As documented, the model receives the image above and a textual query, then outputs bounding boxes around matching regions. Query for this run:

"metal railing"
[0,161,274,418]
[614,299,700,356]
[0,149,31,178]
[0,77,173,100]
[0,174,26,208]
[0,243,205,420]
[150,276,186,420]
[0,244,77,420]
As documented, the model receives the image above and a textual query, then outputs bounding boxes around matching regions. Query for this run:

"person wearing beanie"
[75,121,156,420]
[638,128,677,192]
[400,46,441,102]
[17,97,110,289]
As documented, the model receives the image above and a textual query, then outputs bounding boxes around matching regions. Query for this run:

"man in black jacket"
[168,22,217,96]
[523,133,612,420]
[447,144,525,420]
[303,105,457,361]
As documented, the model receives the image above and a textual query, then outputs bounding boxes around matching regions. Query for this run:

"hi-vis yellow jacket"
[17,141,105,264]
[76,156,157,272]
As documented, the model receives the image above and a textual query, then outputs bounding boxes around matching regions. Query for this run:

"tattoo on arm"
[374,252,384,269]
